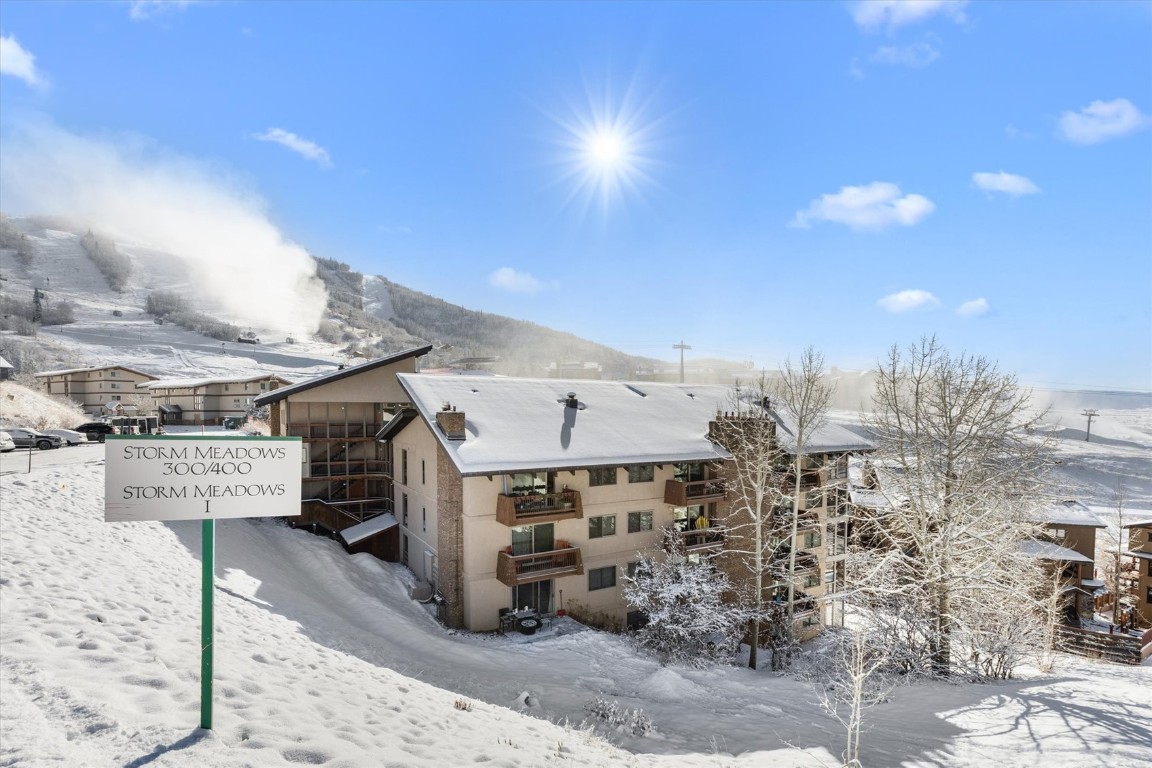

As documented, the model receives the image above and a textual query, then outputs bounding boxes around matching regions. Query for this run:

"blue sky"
[1,1,1149,389]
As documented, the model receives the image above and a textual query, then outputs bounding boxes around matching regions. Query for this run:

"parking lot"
[0,441,105,474]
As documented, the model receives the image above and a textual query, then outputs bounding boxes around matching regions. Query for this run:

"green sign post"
[201,518,215,730]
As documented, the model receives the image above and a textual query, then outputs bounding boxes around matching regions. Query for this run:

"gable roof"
[35,365,156,379]
[1034,499,1105,529]
[254,345,432,406]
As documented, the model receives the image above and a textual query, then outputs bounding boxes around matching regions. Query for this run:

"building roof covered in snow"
[254,345,432,406]
[35,364,155,379]
[1019,539,1094,563]
[397,375,735,477]
[143,374,292,390]
[1034,499,1105,529]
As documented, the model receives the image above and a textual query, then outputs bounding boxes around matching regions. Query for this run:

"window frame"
[627,464,655,483]
[627,510,654,534]
[588,514,617,539]
[588,565,617,591]
[588,467,617,487]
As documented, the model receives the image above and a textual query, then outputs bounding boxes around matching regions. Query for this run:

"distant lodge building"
[35,365,157,414]
[1122,518,1152,627]
[258,345,875,640]
[143,374,292,425]
[1028,500,1107,622]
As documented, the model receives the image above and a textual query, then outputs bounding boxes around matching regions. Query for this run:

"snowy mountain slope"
[2,448,1150,767]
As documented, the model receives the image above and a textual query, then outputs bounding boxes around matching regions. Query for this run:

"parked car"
[73,422,118,442]
[44,428,87,446]
[0,432,15,453]
[4,428,63,450]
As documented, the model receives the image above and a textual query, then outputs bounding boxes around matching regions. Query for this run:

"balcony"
[496,546,584,586]
[664,478,726,506]
[308,460,391,478]
[666,525,727,555]
[496,490,583,526]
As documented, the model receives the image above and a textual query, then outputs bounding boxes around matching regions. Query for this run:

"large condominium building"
[381,373,872,635]
[144,374,292,425]
[254,346,432,559]
[35,365,157,414]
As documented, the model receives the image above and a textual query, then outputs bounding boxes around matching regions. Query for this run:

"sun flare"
[548,78,663,217]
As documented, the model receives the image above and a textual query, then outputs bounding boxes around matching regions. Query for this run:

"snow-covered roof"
[397,374,734,476]
[1034,499,1105,529]
[0,355,12,370]
[849,487,890,509]
[770,411,875,454]
[1126,550,1152,561]
[144,374,292,390]
[339,513,399,546]
[1019,539,1094,564]
[254,345,432,406]
[1122,519,1152,529]
[35,365,156,379]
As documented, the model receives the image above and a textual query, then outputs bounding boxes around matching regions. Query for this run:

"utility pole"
[1082,409,1098,442]
[673,341,692,384]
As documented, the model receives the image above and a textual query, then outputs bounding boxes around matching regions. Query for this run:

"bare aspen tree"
[711,375,790,670]
[771,347,835,624]
[854,337,1055,677]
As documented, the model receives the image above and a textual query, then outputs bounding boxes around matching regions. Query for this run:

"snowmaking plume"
[0,117,328,338]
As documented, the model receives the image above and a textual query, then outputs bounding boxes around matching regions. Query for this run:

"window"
[589,514,616,539]
[421,459,426,485]
[110,382,120,390]
[805,490,823,509]
[588,467,617,486]
[110,370,119,378]
[224,384,230,392]
[589,566,616,591]
[804,572,820,588]
[422,508,426,533]
[1148,559,1152,578]
[260,382,268,391]
[1048,527,1067,540]
[401,449,408,485]
[626,561,641,579]
[627,510,654,534]
[402,493,409,527]
[673,463,704,482]
[802,531,822,549]
[233,399,242,405]
[402,534,409,565]
[628,464,654,483]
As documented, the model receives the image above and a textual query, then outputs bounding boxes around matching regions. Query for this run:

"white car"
[44,428,88,446]
[0,432,15,453]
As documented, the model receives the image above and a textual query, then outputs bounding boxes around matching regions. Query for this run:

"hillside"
[0,215,666,379]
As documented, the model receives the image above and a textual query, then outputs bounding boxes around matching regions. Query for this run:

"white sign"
[104,436,303,522]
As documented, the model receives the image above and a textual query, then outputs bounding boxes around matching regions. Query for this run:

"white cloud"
[489,267,544,294]
[254,128,332,168]
[792,182,935,231]
[957,298,990,317]
[0,34,48,89]
[1057,98,1151,145]
[971,171,1040,197]
[129,1,197,21]
[848,58,866,80]
[851,0,968,32]
[877,289,941,313]
[870,42,940,68]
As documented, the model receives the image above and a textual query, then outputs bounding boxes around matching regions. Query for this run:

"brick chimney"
[435,406,466,440]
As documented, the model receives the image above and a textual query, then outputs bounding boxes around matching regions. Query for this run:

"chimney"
[565,392,579,409]
[436,408,466,440]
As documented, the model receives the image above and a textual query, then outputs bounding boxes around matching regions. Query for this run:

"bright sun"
[586,130,627,168]
[548,79,662,217]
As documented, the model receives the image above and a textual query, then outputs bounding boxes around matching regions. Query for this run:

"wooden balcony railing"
[664,478,726,506]
[496,490,583,526]
[666,526,727,554]
[308,460,391,478]
[496,546,584,586]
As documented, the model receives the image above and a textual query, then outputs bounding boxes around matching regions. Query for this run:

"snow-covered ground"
[3,436,1150,768]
